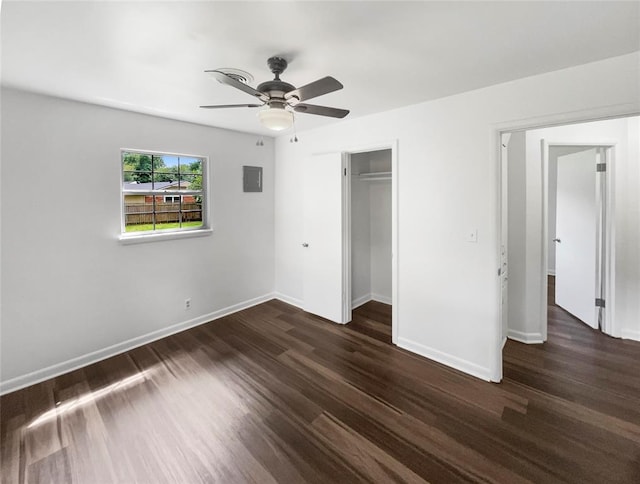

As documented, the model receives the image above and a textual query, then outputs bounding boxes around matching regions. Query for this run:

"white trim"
[493,130,507,383]
[119,227,213,244]
[492,105,640,133]
[397,337,492,382]
[372,293,392,305]
[351,293,392,310]
[351,294,372,309]
[342,153,351,323]
[0,293,275,396]
[621,329,640,342]
[507,329,545,344]
[541,140,550,342]
[121,147,209,160]
[547,270,556,276]
[273,292,304,309]
[391,140,399,346]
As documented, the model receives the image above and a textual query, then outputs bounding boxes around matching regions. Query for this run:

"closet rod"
[356,171,392,181]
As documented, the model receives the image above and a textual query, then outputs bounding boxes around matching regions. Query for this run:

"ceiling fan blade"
[293,103,349,118]
[206,70,269,102]
[200,103,263,109]
[285,76,343,102]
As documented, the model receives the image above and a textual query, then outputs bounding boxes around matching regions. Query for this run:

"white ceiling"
[2,1,639,136]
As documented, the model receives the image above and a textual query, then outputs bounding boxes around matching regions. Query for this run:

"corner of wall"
[507,329,544,344]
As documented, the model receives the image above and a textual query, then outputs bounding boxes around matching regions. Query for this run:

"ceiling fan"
[200,56,349,131]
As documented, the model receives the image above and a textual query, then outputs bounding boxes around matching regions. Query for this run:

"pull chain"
[290,115,299,143]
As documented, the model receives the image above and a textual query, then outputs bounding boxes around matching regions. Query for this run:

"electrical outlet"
[185,298,191,310]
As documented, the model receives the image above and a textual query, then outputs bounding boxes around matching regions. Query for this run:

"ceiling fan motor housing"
[257,79,296,98]
[258,57,297,106]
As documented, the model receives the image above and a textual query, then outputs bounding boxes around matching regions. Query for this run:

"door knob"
[302,243,309,248]
[553,238,561,243]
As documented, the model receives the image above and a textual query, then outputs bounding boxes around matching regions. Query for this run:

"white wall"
[274,52,640,381]
[351,154,372,304]
[512,117,639,341]
[1,88,276,392]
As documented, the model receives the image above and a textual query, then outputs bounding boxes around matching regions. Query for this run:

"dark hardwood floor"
[2,296,639,483]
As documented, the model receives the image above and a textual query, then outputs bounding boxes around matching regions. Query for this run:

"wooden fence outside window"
[125,202,203,225]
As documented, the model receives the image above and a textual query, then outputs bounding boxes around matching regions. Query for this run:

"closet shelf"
[356,171,392,181]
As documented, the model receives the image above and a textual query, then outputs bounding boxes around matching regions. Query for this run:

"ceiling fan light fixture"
[257,105,293,131]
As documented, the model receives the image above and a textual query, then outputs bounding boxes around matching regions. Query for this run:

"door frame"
[500,133,511,348]
[343,140,399,344]
[494,108,638,382]
[541,141,616,338]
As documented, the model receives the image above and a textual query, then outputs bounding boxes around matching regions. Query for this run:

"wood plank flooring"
[1,297,639,483]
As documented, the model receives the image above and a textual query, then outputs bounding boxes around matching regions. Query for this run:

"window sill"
[118,228,213,245]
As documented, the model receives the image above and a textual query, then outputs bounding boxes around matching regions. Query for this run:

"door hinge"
[344,168,347,176]
[596,163,606,172]
[595,298,605,308]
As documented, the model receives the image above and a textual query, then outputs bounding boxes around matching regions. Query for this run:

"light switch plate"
[466,229,478,243]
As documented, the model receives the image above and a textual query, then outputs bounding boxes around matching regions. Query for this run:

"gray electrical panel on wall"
[243,166,262,192]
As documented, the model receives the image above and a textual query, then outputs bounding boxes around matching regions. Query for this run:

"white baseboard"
[351,294,371,309]
[372,293,392,305]
[397,337,492,382]
[273,292,304,309]
[0,293,275,396]
[351,293,392,310]
[621,328,640,342]
[507,329,544,344]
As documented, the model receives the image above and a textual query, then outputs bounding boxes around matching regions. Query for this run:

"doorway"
[349,149,393,343]
[301,141,399,344]
[548,145,609,332]
[500,115,639,349]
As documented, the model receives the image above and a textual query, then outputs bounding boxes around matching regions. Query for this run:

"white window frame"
[119,149,211,244]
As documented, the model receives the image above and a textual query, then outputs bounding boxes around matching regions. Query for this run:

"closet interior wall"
[351,149,392,308]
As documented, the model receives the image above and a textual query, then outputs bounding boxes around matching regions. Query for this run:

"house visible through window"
[121,150,206,234]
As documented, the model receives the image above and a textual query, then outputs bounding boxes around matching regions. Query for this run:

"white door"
[555,148,598,328]
[302,152,349,323]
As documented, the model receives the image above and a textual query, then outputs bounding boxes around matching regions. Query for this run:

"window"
[121,150,207,237]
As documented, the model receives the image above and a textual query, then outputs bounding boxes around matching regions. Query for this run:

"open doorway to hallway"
[501,115,639,349]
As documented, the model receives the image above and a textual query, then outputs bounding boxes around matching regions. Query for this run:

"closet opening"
[347,148,393,344]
